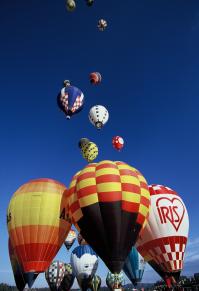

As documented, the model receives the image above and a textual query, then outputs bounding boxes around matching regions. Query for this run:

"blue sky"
[0,0,199,287]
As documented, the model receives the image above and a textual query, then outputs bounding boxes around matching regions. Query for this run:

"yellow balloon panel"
[7,178,71,273]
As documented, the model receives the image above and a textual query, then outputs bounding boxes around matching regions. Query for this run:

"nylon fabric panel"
[67,161,150,274]
[7,179,71,273]
[8,239,26,291]
[136,184,189,283]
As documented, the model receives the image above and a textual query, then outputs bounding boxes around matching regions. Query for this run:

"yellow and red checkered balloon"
[66,160,150,274]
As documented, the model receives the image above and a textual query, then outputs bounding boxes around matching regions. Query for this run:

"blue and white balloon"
[70,245,98,285]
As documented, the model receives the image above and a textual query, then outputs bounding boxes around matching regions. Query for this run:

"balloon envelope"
[81,142,98,162]
[89,275,101,291]
[45,261,66,290]
[88,105,109,129]
[136,184,189,287]
[8,238,26,291]
[60,263,75,291]
[112,136,124,151]
[64,230,77,250]
[123,247,145,286]
[67,160,150,274]
[7,178,71,287]
[57,85,84,119]
[89,72,102,85]
[106,271,124,290]
[71,245,98,286]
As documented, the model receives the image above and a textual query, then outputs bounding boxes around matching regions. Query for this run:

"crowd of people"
[153,274,199,290]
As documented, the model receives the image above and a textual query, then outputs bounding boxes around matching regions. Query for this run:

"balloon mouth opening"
[95,122,102,129]
[66,115,71,120]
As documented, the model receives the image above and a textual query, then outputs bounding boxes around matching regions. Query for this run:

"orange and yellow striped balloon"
[66,160,150,273]
[7,178,71,278]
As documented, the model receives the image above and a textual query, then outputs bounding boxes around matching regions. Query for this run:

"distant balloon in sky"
[7,178,71,287]
[66,0,76,11]
[81,141,99,162]
[123,247,145,286]
[89,72,102,85]
[88,105,109,129]
[67,160,150,274]
[86,0,94,7]
[136,184,189,288]
[98,19,107,31]
[78,138,90,149]
[45,261,66,291]
[57,80,84,119]
[112,136,124,151]
[64,229,77,251]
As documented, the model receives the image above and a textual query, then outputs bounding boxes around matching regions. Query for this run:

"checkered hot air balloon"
[57,80,85,119]
[7,178,71,288]
[89,72,102,85]
[136,184,189,288]
[45,261,66,290]
[123,247,146,287]
[64,230,77,251]
[60,263,75,291]
[66,160,150,274]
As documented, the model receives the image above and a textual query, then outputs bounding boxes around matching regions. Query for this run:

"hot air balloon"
[45,261,66,291]
[112,136,124,151]
[81,141,99,162]
[77,233,88,245]
[88,105,109,129]
[64,230,77,251]
[86,0,94,7]
[57,80,85,119]
[7,178,71,288]
[123,247,145,286]
[89,72,102,85]
[88,275,101,291]
[66,0,76,11]
[66,160,150,274]
[106,271,124,290]
[8,238,26,291]
[78,138,90,149]
[136,184,189,288]
[98,19,107,31]
[60,263,75,291]
[71,245,98,290]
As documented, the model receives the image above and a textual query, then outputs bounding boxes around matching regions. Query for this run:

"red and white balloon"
[112,136,124,151]
[136,184,189,288]
[89,72,102,85]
